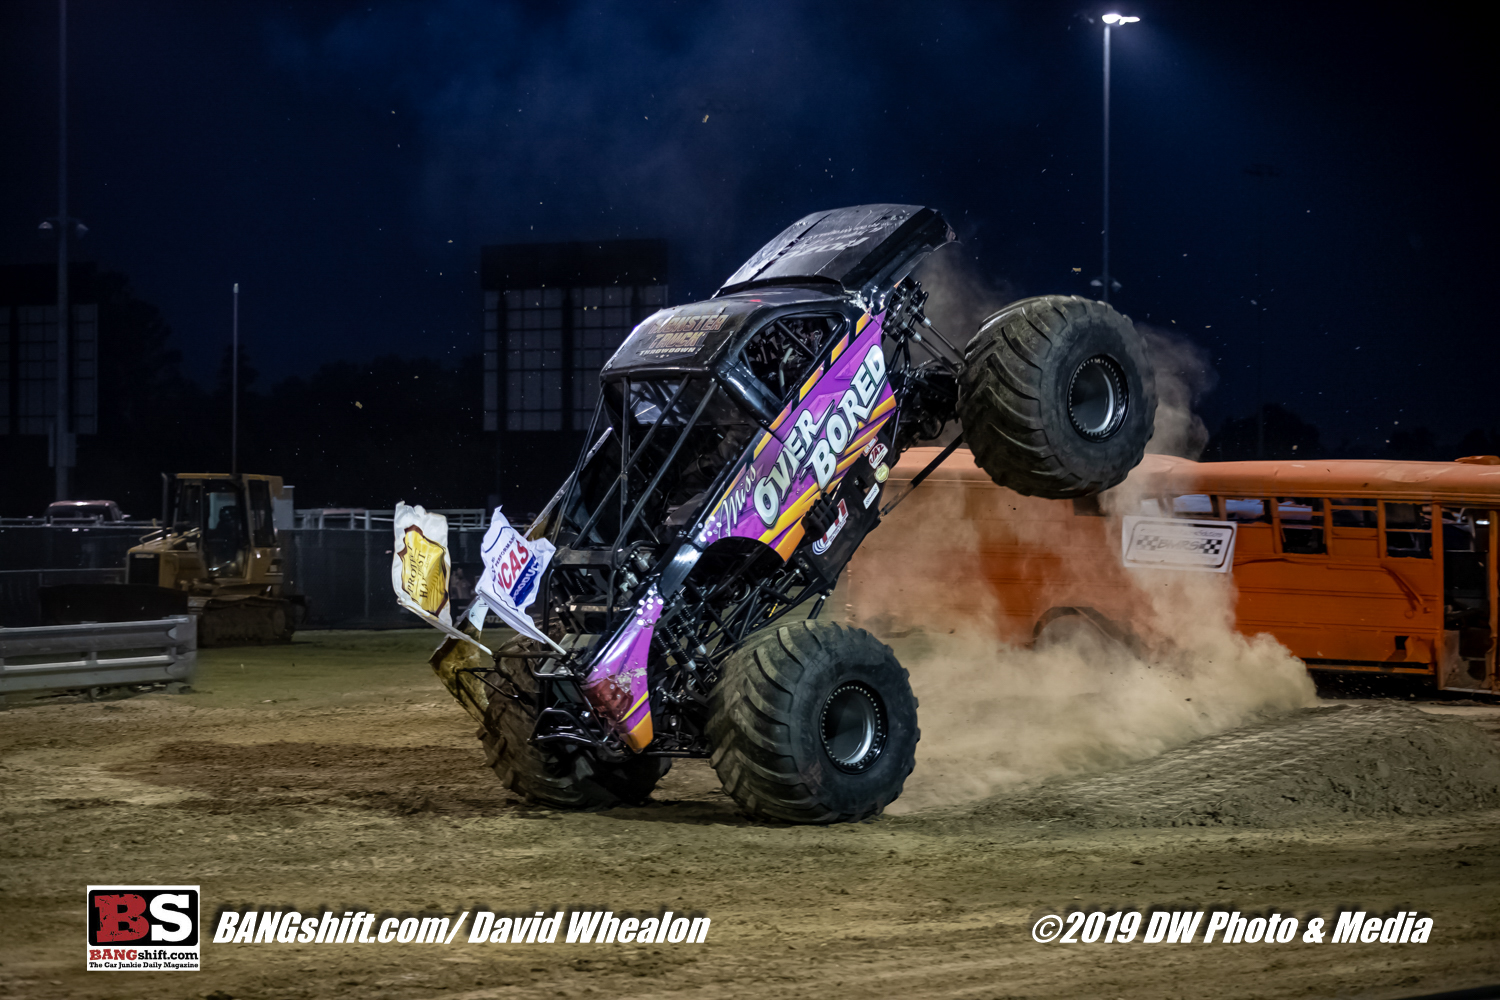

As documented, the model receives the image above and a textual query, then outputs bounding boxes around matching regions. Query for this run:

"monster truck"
[432,204,1156,823]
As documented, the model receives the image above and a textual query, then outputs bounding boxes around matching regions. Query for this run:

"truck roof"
[717,203,953,298]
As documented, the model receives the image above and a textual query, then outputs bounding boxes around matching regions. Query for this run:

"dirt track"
[3,630,1499,999]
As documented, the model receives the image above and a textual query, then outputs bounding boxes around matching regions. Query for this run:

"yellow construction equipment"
[42,473,305,646]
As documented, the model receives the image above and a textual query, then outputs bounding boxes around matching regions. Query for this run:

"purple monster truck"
[433,204,1156,823]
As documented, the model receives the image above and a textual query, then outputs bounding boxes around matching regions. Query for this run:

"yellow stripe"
[829,333,849,363]
[844,423,881,457]
[841,404,897,458]
[855,313,871,333]
[758,482,822,543]
[869,394,896,421]
[623,691,650,720]
[752,430,773,458]
[770,402,793,431]
[798,365,824,400]
[774,522,806,560]
[624,713,654,751]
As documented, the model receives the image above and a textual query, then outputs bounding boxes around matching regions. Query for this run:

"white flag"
[477,506,560,650]
[392,502,490,653]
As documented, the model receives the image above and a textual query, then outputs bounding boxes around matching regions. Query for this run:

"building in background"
[0,261,97,447]
[480,239,668,513]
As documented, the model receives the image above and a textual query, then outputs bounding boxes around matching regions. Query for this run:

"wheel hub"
[1067,355,1129,440]
[820,682,887,773]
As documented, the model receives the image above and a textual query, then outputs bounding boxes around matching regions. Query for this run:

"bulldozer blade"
[39,584,189,625]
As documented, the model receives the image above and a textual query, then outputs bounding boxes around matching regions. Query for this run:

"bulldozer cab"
[170,474,281,578]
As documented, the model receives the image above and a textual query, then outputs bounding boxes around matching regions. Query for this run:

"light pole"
[1097,12,1139,305]
[231,283,239,475]
[55,0,71,501]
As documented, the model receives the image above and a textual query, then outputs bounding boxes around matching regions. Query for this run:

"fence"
[0,615,196,696]
[0,512,492,629]
[0,511,492,630]
[282,510,488,629]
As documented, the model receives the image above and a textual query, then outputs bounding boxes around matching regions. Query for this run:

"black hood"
[717,204,954,303]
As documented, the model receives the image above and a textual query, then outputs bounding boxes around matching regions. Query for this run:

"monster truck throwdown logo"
[1121,515,1237,572]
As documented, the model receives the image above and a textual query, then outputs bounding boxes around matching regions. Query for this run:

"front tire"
[479,646,669,808]
[707,621,919,823]
[957,295,1155,498]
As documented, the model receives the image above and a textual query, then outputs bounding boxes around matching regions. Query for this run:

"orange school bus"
[846,448,1499,695]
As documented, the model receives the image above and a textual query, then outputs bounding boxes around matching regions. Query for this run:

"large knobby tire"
[707,621,919,824]
[956,295,1156,498]
[478,648,669,809]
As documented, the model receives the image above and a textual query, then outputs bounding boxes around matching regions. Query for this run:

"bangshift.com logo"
[86,886,200,971]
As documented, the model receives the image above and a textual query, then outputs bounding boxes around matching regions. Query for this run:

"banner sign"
[392,503,490,652]
[477,507,560,650]
[1121,516,1237,573]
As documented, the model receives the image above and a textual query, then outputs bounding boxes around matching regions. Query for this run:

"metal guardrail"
[291,508,488,530]
[0,615,196,695]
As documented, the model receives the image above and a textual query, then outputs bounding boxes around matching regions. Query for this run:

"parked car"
[44,500,127,524]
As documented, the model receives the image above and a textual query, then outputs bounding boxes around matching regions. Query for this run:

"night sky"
[1,0,1494,453]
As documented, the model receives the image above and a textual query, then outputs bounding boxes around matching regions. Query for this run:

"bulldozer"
[40,473,306,646]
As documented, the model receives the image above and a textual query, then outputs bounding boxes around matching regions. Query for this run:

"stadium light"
[1097,12,1139,304]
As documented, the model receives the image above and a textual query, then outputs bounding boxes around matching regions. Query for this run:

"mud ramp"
[976,703,1500,828]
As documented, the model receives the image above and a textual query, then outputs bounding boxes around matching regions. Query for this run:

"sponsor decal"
[1121,516,1237,572]
[810,499,850,555]
[87,885,200,971]
[863,483,881,509]
[1029,908,1433,946]
[393,504,490,652]
[874,463,890,483]
[478,508,558,648]
[753,344,887,527]
[635,310,730,358]
[863,439,888,469]
[396,526,447,616]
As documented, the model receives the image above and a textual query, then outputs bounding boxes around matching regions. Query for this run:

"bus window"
[1171,494,1216,517]
[1444,509,1488,604]
[1385,502,1432,558]
[1331,498,1378,528]
[1277,497,1326,554]
[1223,497,1270,524]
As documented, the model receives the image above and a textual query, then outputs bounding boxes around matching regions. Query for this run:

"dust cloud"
[861,314,1315,815]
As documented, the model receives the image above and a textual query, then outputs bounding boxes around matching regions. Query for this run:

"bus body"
[845,448,1498,695]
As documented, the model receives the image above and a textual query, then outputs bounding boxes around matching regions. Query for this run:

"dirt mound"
[975,703,1500,828]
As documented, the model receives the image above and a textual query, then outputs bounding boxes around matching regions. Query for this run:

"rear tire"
[479,647,669,808]
[707,621,918,823]
[957,295,1155,498]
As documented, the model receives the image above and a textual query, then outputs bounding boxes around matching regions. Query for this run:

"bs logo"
[87,886,200,946]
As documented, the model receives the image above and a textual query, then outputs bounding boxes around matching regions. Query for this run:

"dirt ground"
[3,629,1499,1000]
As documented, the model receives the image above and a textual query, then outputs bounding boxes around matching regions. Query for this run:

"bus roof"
[893,448,1500,505]
[1142,455,1500,504]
